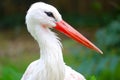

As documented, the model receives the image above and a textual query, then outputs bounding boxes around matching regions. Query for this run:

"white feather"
[21,2,86,80]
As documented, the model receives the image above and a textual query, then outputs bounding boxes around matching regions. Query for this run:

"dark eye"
[44,11,55,18]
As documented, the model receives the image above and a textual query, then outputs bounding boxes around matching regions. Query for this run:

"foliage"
[88,76,97,80]
[94,16,120,80]
[63,39,120,80]
[0,66,22,80]
[0,14,24,29]
[63,15,120,79]
[91,1,102,11]
[96,15,120,48]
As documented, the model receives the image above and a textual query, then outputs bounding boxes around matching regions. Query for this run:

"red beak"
[55,20,103,54]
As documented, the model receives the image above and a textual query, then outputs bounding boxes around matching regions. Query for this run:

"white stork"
[21,2,103,80]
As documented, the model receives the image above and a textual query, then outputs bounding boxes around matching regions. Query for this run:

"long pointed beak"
[55,20,103,54]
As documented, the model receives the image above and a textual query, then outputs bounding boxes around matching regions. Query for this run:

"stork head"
[26,2,62,28]
[26,2,103,54]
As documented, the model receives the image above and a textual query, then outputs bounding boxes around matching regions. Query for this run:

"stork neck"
[34,25,62,59]
[34,25,65,80]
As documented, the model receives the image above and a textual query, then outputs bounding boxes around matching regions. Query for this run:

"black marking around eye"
[44,11,55,19]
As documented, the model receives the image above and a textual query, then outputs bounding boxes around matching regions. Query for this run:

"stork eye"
[44,11,55,18]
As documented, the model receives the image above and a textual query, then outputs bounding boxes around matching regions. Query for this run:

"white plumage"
[21,2,102,80]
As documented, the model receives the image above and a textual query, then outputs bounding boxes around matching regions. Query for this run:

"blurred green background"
[0,0,120,80]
